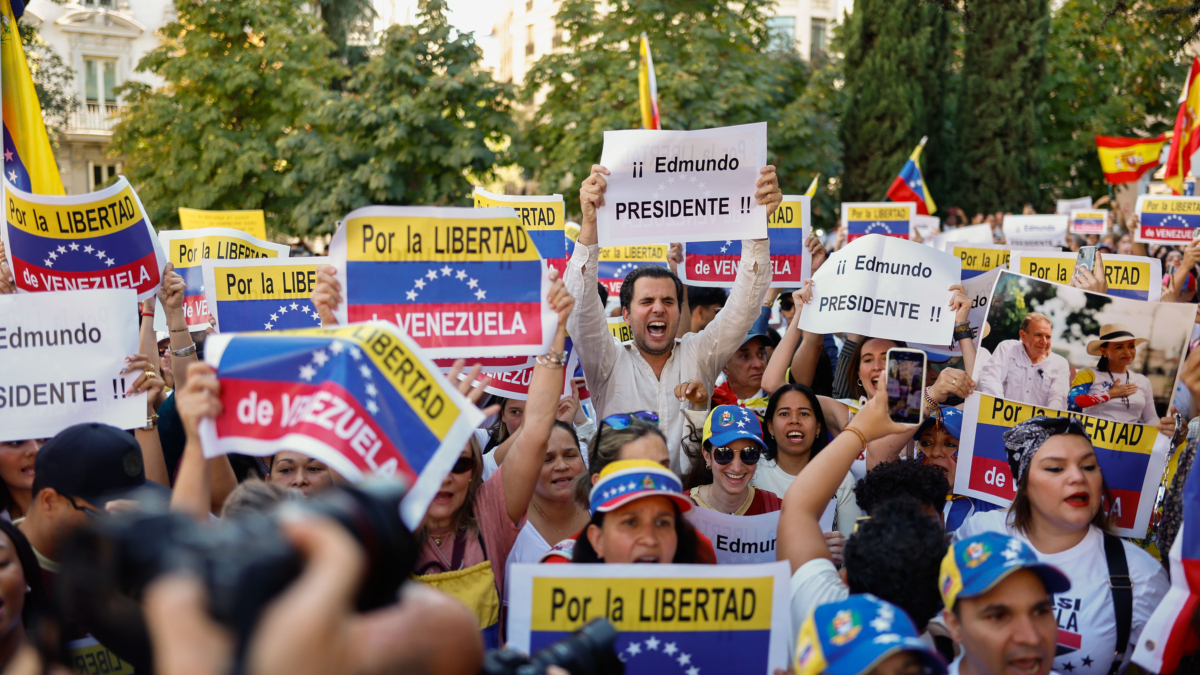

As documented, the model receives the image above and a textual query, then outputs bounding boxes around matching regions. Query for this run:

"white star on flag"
[349,346,362,360]
[290,302,299,310]
[69,242,79,251]
[406,290,418,300]
[678,653,692,666]
[83,245,93,253]
[414,279,426,290]
[720,246,727,253]
[299,364,316,381]
[301,305,311,314]
[96,250,106,258]
[664,643,678,656]
[626,642,642,656]
[270,314,279,321]
[48,251,57,260]
[365,383,377,397]
[360,364,372,378]
[329,341,344,355]
[56,245,66,254]
[43,258,53,267]
[456,270,467,280]
[426,269,438,280]
[467,278,478,289]
[475,289,487,300]
[264,323,273,330]
[312,350,329,367]
[7,170,15,182]
[441,265,452,276]
[687,668,700,675]
[366,400,379,415]
[278,305,288,314]
[644,637,660,650]
[105,258,115,267]
[725,240,732,245]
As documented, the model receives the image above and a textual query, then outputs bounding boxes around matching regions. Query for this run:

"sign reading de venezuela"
[1,176,166,301]
[507,562,791,675]
[200,322,483,528]
[329,206,557,359]
[680,194,810,288]
[842,202,913,242]
[1135,194,1200,244]
[954,393,1168,538]
[473,187,567,274]
[202,257,329,333]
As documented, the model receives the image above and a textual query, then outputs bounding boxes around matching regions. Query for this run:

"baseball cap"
[702,405,768,452]
[794,594,947,675]
[939,532,1071,609]
[913,406,962,442]
[36,423,155,507]
[589,459,693,516]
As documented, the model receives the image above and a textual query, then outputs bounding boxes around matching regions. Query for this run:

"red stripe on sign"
[848,232,909,241]
[349,302,544,348]
[182,293,212,327]
[1104,488,1142,530]
[215,377,414,480]
[967,456,1019,502]
[1140,226,1195,241]
[10,251,160,295]
[686,254,805,283]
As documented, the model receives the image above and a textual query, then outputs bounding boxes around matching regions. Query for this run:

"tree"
[954,0,1049,215]
[110,0,341,233]
[316,0,376,65]
[19,21,77,148]
[1038,0,1190,207]
[278,0,516,237]
[520,0,811,217]
[836,0,955,205]
[771,53,844,232]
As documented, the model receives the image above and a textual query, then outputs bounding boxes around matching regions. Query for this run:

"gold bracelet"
[842,427,867,451]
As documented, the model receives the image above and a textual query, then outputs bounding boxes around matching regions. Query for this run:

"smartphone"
[1076,246,1097,273]
[885,348,927,426]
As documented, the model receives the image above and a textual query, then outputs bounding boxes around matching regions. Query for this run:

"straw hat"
[1086,323,1149,356]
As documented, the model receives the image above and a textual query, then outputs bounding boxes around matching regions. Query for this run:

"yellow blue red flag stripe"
[1,0,63,195]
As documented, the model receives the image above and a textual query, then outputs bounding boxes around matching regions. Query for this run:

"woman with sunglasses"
[682,405,781,515]
[413,272,576,648]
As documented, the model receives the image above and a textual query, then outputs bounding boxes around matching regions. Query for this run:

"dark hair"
[221,480,296,519]
[0,520,47,630]
[844,497,947,631]
[552,420,580,450]
[762,384,829,462]
[854,460,949,515]
[572,502,700,564]
[486,397,518,449]
[1009,435,1112,535]
[620,266,684,313]
[845,337,905,400]
[597,282,609,307]
[686,285,727,310]
[1096,355,1110,373]
[574,420,667,508]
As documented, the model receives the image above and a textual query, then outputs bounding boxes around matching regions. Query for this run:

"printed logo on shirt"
[1055,596,1083,657]
[829,609,862,645]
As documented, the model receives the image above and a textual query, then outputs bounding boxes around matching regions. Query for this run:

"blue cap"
[940,532,1071,609]
[794,594,947,675]
[914,406,962,441]
[702,405,768,452]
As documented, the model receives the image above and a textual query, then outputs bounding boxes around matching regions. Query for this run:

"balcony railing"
[67,103,124,133]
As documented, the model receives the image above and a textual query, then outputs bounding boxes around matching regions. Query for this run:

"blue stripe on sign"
[528,629,771,675]
[215,298,323,333]
[5,218,155,272]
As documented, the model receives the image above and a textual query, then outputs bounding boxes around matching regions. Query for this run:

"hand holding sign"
[311,265,341,326]
[1068,250,1108,294]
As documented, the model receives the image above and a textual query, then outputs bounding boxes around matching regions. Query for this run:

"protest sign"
[953,243,1015,280]
[1056,197,1093,215]
[1002,215,1068,248]
[685,509,780,564]
[507,562,791,675]
[202,257,329,333]
[913,214,941,241]
[911,267,1002,359]
[1134,194,1200,244]
[1070,209,1108,235]
[462,341,578,401]
[432,355,534,374]
[797,234,961,345]
[199,322,484,528]
[1005,251,1162,301]
[977,271,1192,424]
[608,316,632,342]
[598,245,670,296]
[1,176,166,301]
[178,208,267,240]
[157,227,290,330]
[681,194,810,288]
[596,122,769,246]
[473,187,567,273]
[841,202,913,242]
[927,223,994,252]
[954,393,1168,538]
[0,289,146,441]
[329,206,557,359]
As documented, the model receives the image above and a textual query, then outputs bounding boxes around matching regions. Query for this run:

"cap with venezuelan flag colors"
[589,459,692,516]
[939,532,1070,610]
[794,594,946,675]
[703,405,768,452]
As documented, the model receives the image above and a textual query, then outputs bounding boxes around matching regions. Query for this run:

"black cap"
[36,423,148,506]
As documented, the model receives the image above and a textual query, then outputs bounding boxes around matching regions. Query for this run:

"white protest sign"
[1002,215,1068,248]
[913,214,941,241]
[597,122,769,246]
[1056,197,1093,215]
[927,223,994,252]
[911,267,1002,358]
[1070,209,1108,235]
[685,509,779,564]
[0,289,146,441]
[798,234,961,345]
[507,562,791,675]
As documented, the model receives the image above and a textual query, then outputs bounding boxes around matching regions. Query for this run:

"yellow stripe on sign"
[1140,198,1200,215]
[168,235,282,269]
[69,640,135,675]
[179,207,267,240]
[473,193,565,233]
[345,325,459,440]
[1012,256,1073,285]
[346,214,539,263]
[6,184,143,239]
[599,245,668,262]
[1015,256,1152,292]
[978,395,1156,455]
[953,246,1011,273]
[768,197,806,228]
[213,263,321,301]
[529,575,775,632]
[847,206,909,221]
[608,318,632,342]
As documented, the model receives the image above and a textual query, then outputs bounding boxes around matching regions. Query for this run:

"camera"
[53,480,417,672]
[480,618,624,675]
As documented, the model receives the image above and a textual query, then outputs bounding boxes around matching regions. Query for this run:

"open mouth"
[647,321,667,338]
[20,465,33,477]
[1065,492,1090,507]
[551,476,573,487]
[432,491,454,504]
[633,555,660,563]
[1007,657,1042,675]
[723,471,747,485]
[785,431,805,444]
[869,377,879,389]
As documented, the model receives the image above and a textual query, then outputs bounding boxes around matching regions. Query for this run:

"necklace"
[1110,371,1131,409]
[532,498,577,537]
[428,527,452,547]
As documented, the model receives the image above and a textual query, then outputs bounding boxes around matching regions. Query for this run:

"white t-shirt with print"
[789,558,849,637]
[956,510,1169,675]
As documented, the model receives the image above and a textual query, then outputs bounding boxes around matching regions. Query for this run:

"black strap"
[1103,532,1133,675]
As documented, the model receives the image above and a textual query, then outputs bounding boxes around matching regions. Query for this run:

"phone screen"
[886,349,927,426]
[1076,246,1096,273]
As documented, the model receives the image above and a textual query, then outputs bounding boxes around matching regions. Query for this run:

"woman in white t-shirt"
[1071,324,1157,425]
[955,416,1168,675]
[503,421,590,573]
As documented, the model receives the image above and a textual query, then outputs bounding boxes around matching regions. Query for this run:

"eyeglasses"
[66,496,100,518]
[709,446,761,466]
[450,456,474,475]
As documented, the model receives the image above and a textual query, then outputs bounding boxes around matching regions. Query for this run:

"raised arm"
[312,265,342,327]
[160,264,199,390]
[764,282,817,393]
[569,165,621,385]
[502,271,575,525]
[949,285,978,378]
[171,362,222,520]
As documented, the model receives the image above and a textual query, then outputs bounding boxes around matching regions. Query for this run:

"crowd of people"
[2,163,1200,675]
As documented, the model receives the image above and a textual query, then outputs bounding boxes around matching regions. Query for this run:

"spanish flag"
[638,33,660,130]
[1164,57,1200,195]
[1,0,63,194]
[1095,134,1169,184]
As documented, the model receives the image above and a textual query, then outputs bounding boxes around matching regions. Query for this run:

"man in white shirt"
[940,532,1070,675]
[568,164,780,472]
[977,313,1070,410]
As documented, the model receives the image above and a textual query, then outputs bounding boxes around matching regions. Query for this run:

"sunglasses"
[450,456,474,475]
[709,445,761,466]
[779,300,795,310]
[602,411,659,430]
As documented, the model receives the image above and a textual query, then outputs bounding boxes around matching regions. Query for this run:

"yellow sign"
[1006,251,1160,300]
[607,316,631,342]
[953,245,1013,275]
[179,208,267,240]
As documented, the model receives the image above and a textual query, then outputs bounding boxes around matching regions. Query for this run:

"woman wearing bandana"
[1071,324,1157,425]
[955,416,1167,675]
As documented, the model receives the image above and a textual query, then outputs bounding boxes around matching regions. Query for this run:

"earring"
[705,463,711,469]
[858,378,863,387]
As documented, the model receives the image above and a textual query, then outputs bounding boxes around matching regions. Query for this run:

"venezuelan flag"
[638,33,660,130]
[1,0,63,195]
[885,138,936,215]
[160,228,290,328]
[473,187,567,274]
[805,174,820,198]
[1136,196,1200,244]
[1095,135,1168,185]
[206,258,327,332]
[685,195,808,286]
[597,244,669,296]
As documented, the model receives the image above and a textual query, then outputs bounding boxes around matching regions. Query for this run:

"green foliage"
[278,0,515,237]
[109,0,342,233]
[836,0,955,205]
[771,54,844,232]
[520,0,811,217]
[954,0,1049,215]
[1038,0,1190,207]
[316,0,376,60]
[19,21,77,148]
